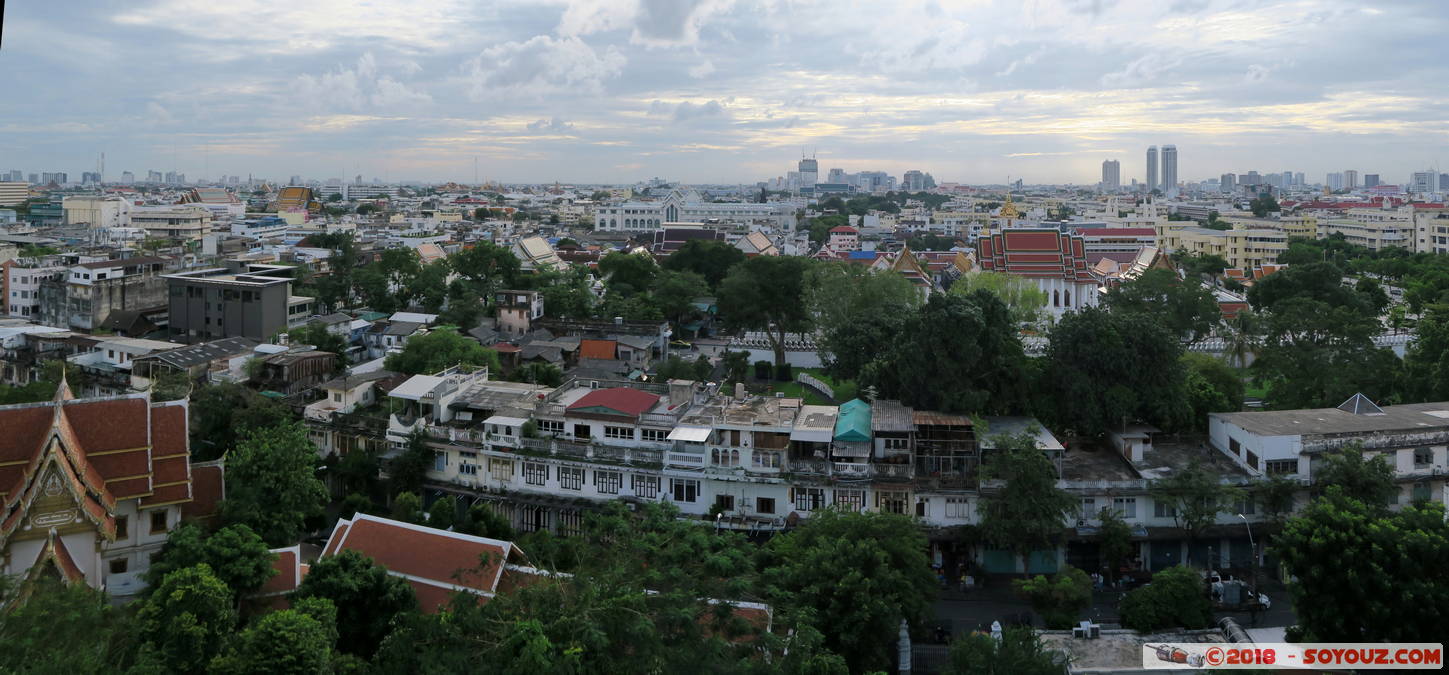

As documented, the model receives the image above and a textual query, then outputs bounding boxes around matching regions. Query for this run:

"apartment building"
[6,264,66,318]
[1167,227,1287,270]
[1210,394,1449,507]
[1316,208,1414,251]
[38,256,171,332]
[1217,213,1318,240]
[130,205,214,241]
[0,182,29,207]
[165,263,314,343]
[61,195,132,229]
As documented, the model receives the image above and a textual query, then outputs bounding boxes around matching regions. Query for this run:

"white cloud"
[527,117,577,132]
[464,35,625,99]
[1100,53,1184,88]
[292,53,432,112]
[688,59,717,78]
[556,0,736,47]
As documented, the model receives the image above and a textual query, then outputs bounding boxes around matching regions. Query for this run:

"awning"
[667,426,713,442]
[790,428,833,443]
[831,441,872,458]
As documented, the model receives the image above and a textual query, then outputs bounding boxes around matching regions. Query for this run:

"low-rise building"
[130,205,214,241]
[38,256,171,333]
[165,263,314,343]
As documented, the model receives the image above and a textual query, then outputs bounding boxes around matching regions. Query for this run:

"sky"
[2,0,1447,186]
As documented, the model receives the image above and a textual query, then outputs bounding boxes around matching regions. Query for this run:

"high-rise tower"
[1146,146,1159,193]
[1161,145,1178,197]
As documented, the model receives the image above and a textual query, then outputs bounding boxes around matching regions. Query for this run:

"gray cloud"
[527,117,577,133]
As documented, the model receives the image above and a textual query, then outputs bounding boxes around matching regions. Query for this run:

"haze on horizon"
[2,0,1447,186]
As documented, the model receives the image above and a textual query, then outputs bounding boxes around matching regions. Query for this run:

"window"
[641,428,668,443]
[524,462,549,486]
[109,558,128,575]
[945,497,969,519]
[632,474,660,499]
[115,515,129,539]
[883,437,909,451]
[1080,498,1097,519]
[604,426,633,440]
[1414,447,1433,467]
[875,490,908,515]
[594,470,621,494]
[149,511,168,535]
[711,448,741,466]
[1245,450,1260,471]
[1113,497,1137,519]
[834,489,865,512]
[433,452,447,472]
[1229,437,1241,455]
[1265,459,1297,475]
[794,487,825,511]
[558,510,584,537]
[559,466,584,490]
[915,499,928,517]
[1154,500,1178,518]
[333,392,343,402]
[1234,497,1256,515]
[573,424,590,438]
[756,497,775,514]
[489,458,514,481]
[670,479,699,503]
[752,451,781,469]
[1412,482,1431,502]
[460,463,479,476]
[715,494,735,511]
[538,420,564,435]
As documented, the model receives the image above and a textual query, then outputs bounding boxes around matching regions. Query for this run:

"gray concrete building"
[38,256,171,333]
[165,263,314,344]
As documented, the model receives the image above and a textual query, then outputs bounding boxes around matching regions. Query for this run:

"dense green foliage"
[1012,567,1093,629]
[951,271,1048,328]
[144,523,276,600]
[1045,307,1190,435]
[1105,268,1221,342]
[294,550,418,657]
[1119,565,1214,632]
[383,327,502,375]
[189,382,292,460]
[220,422,328,546]
[977,431,1078,571]
[718,256,812,366]
[946,628,1068,675]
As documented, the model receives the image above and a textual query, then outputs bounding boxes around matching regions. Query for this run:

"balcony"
[789,458,831,476]
[833,462,872,478]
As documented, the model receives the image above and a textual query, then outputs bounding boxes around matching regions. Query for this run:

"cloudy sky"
[3,0,1447,186]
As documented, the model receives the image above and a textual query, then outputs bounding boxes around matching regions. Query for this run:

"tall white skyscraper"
[1326,172,1344,190]
[797,156,818,188]
[1160,145,1178,196]
[1344,170,1359,190]
[1146,146,1159,193]
[1101,159,1120,191]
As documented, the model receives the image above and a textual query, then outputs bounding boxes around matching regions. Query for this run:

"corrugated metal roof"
[870,399,914,432]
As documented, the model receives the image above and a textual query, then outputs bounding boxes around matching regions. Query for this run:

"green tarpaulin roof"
[834,398,872,442]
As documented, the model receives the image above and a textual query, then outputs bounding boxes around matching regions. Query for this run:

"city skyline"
[3,0,1448,184]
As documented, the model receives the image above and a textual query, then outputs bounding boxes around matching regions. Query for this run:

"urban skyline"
[3,1,1449,184]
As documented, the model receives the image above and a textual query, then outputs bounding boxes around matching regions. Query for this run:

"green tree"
[718,256,812,367]
[188,382,291,460]
[1177,252,1230,280]
[1310,442,1397,507]
[950,271,1048,328]
[1248,192,1279,217]
[808,263,922,369]
[661,239,746,289]
[510,361,563,386]
[1149,462,1236,565]
[1105,268,1221,342]
[1119,565,1213,632]
[136,564,238,674]
[406,259,452,313]
[148,368,194,402]
[210,602,336,674]
[1012,567,1093,629]
[287,323,348,369]
[1097,507,1134,583]
[145,523,276,600]
[457,501,516,540]
[449,241,520,298]
[438,282,486,329]
[1182,353,1243,429]
[221,422,328,546]
[1400,308,1449,402]
[977,431,1077,573]
[426,495,458,530]
[598,250,659,297]
[0,578,137,672]
[864,291,1028,414]
[392,491,425,524]
[1274,490,1449,642]
[651,270,710,327]
[1250,298,1398,410]
[533,266,596,319]
[721,350,750,386]
[384,327,501,375]
[762,509,937,673]
[293,550,418,658]
[1046,307,1190,436]
[945,628,1067,675]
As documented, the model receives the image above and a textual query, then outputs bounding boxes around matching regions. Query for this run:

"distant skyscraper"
[1146,146,1159,192]
[902,170,926,191]
[1364,174,1381,188]
[1326,172,1344,190]
[1244,171,1261,187]
[1294,172,1304,186]
[1220,173,1236,193]
[1344,170,1359,190]
[1441,173,1449,191]
[1101,160,1121,190]
[1282,170,1295,186]
[27,174,38,184]
[1160,145,1178,196]
[1411,171,1437,193]
[797,156,818,188]
[826,168,846,184]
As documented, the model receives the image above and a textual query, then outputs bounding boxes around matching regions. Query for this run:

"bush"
[1012,567,1093,629]
[754,360,773,380]
[775,363,793,381]
[1119,565,1213,632]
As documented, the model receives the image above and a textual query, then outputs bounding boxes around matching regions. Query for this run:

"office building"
[120,171,135,184]
[165,263,314,344]
[1441,173,1449,191]
[1160,145,1178,196]
[1365,174,1381,188]
[1220,173,1236,193]
[130,205,214,241]
[1326,173,1344,191]
[1294,172,1305,186]
[1101,160,1121,190]
[1411,171,1438,194]
[1145,146,1159,192]
[0,183,29,207]
[594,188,793,232]
[797,157,818,189]
[1344,170,1359,190]
[902,170,927,192]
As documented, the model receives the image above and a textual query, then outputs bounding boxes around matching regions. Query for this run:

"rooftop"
[1211,396,1449,438]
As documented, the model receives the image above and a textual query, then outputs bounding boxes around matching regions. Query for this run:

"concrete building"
[130,205,213,241]
[1220,173,1236,193]
[1157,225,1288,270]
[1210,395,1448,506]
[594,188,794,232]
[38,257,171,333]
[0,183,29,207]
[61,195,131,229]
[6,265,66,319]
[165,263,314,343]
[1343,170,1359,190]
[1365,174,1381,188]
[1160,145,1178,197]
[1101,160,1121,191]
[1318,208,1414,251]
[1146,146,1159,192]
[1410,171,1438,194]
